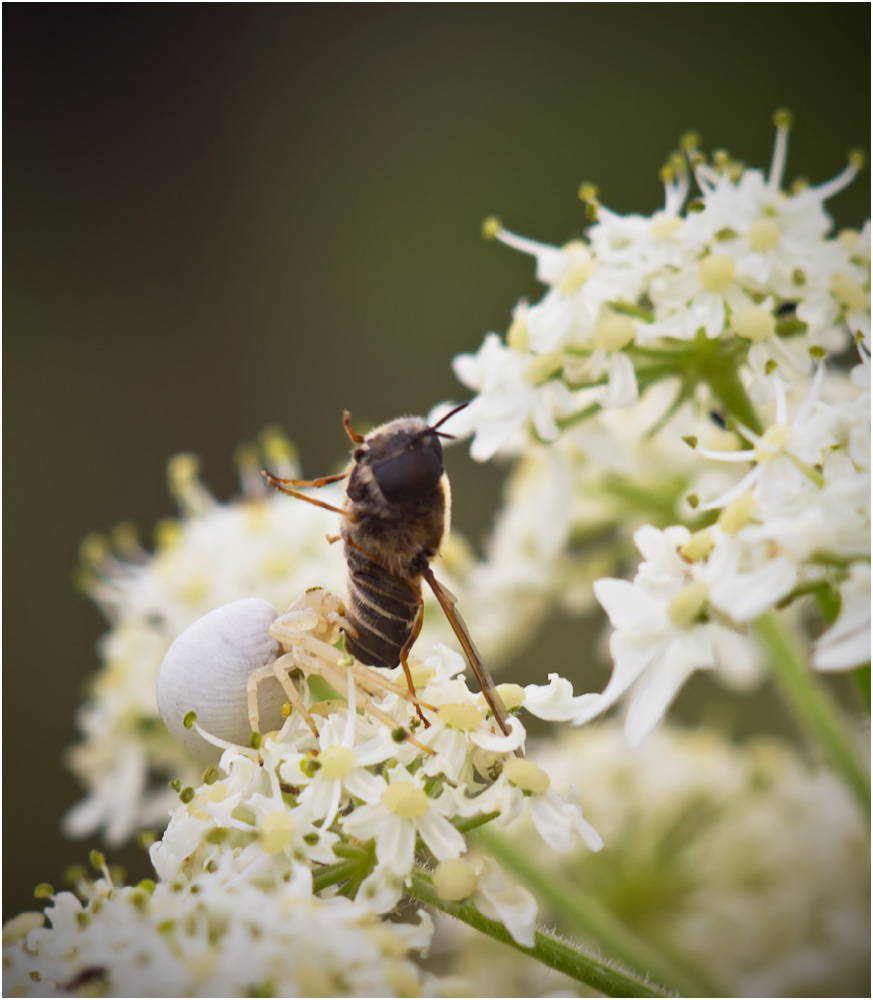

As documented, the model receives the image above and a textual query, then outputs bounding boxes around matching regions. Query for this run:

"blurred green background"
[4,6,869,920]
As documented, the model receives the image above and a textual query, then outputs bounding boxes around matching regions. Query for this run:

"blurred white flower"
[2,867,443,998]
[531,724,871,999]
[585,525,766,746]
[813,562,871,670]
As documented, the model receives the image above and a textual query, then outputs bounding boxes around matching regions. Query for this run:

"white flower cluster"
[65,420,518,850]
[434,722,869,998]
[65,435,349,845]
[150,589,599,929]
[534,724,870,998]
[445,114,870,745]
[3,866,443,998]
[11,580,604,993]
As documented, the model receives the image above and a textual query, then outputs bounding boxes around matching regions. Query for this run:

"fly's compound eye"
[374,440,443,504]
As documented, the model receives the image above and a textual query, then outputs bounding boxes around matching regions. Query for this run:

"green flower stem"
[331,843,371,861]
[755,609,871,817]
[612,300,655,322]
[700,349,762,434]
[853,666,871,711]
[601,475,688,525]
[453,810,501,835]
[312,858,363,893]
[407,870,669,999]
[474,828,723,998]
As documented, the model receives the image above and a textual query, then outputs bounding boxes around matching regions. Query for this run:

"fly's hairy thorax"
[341,469,447,579]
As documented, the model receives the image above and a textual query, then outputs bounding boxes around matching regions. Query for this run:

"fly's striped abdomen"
[343,545,420,668]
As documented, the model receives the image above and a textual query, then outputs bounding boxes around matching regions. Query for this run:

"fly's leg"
[399,599,427,726]
[261,472,353,518]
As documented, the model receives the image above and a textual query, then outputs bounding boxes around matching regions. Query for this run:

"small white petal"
[523,674,602,722]
[623,644,700,748]
[709,556,797,622]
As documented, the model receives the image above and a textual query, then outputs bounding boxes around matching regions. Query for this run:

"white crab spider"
[156,588,433,763]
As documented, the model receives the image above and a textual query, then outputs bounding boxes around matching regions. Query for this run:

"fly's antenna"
[425,401,469,440]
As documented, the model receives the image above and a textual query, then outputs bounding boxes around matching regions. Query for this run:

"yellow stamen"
[667,582,708,628]
[830,273,869,312]
[259,811,293,854]
[503,757,550,794]
[754,424,790,462]
[650,214,682,240]
[719,492,756,534]
[698,255,735,292]
[436,703,483,731]
[679,528,715,563]
[745,219,781,251]
[593,312,636,351]
[479,683,525,713]
[382,782,429,819]
[433,858,478,901]
[524,350,564,385]
[506,311,530,350]
[733,306,776,342]
[318,746,355,779]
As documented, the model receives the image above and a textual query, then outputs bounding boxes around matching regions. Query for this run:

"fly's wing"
[422,566,521,756]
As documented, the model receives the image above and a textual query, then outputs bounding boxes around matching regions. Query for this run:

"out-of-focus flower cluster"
[438,722,871,998]
[3,865,444,998]
[444,113,870,744]
[65,434,348,845]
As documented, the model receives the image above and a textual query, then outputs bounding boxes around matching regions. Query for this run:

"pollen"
[259,811,293,854]
[409,663,436,689]
[649,216,681,244]
[733,306,776,342]
[488,683,526,712]
[718,491,756,534]
[679,528,715,563]
[593,312,636,351]
[698,255,736,292]
[754,424,791,462]
[433,858,477,901]
[318,746,355,778]
[190,781,227,820]
[381,781,429,818]
[745,219,781,251]
[559,255,596,295]
[667,581,709,628]
[154,518,183,551]
[830,273,869,312]
[503,757,550,794]
[506,311,530,350]
[436,703,483,731]
[524,350,564,386]
[482,216,502,240]
[260,427,298,469]
[167,453,200,489]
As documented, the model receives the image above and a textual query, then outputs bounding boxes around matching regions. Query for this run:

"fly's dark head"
[358,418,444,506]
